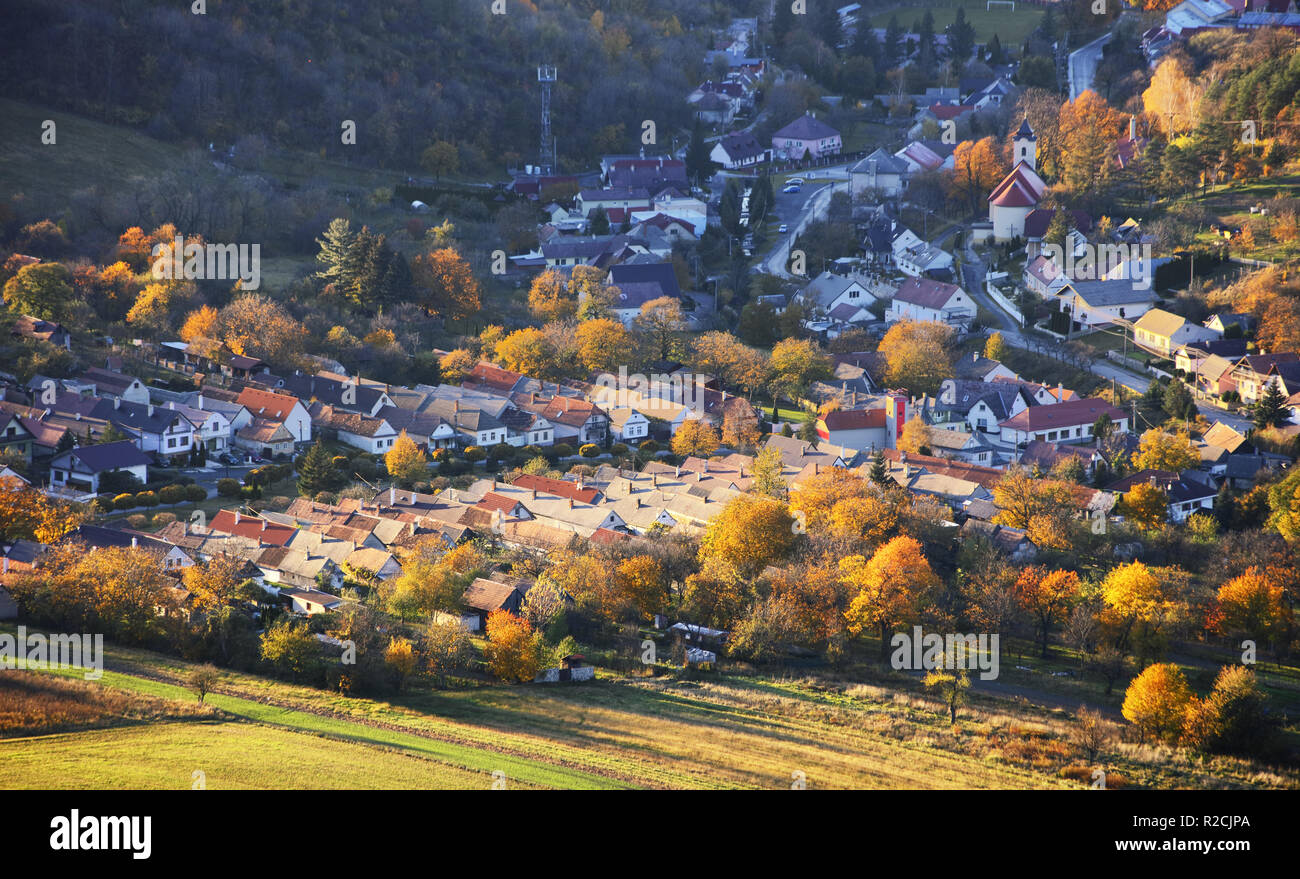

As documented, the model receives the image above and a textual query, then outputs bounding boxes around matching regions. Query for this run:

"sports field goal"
[987,0,1015,10]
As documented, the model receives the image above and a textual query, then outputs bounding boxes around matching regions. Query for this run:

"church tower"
[1013,118,1036,171]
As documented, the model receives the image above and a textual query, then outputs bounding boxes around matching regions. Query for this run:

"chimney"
[567,498,573,509]
[198,393,204,408]
[75,412,81,421]
[235,511,241,524]
[675,465,681,478]
[2,557,8,575]
[814,462,819,474]
[1129,115,1136,141]
[261,520,267,531]
[147,404,154,417]
[531,488,537,499]
[390,486,397,505]
[697,470,703,482]
[169,401,175,410]
[114,398,121,410]
[636,497,642,508]
[131,536,138,549]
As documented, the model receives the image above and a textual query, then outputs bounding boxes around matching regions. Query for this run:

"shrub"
[159,484,187,505]
[126,514,149,530]
[579,443,600,458]
[463,445,486,463]
[638,440,658,453]
[610,443,629,456]
[352,457,379,479]
[114,493,137,511]
[152,512,177,527]
[331,455,350,469]
[216,478,241,497]
[185,484,208,502]
[135,491,159,508]
[92,496,115,515]
[551,443,574,459]
[314,491,338,504]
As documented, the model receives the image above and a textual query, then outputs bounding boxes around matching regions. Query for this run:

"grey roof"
[1066,279,1158,307]
[851,149,910,176]
[57,440,150,472]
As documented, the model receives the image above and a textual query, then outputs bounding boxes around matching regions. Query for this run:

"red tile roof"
[208,509,295,546]
[511,473,600,504]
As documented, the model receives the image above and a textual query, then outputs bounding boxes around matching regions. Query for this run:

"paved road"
[1067,33,1112,101]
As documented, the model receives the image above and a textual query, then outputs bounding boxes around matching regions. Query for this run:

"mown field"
[868,0,1045,47]
[1,628,1295,790]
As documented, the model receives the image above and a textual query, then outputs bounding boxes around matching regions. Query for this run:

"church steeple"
[1013,118,1036,171]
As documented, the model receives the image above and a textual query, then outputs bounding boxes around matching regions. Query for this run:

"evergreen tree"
[816,0,842,52]
[869,449,889,484]
[686,119,711,186]
[590,205,611,236]
[1162,379,1197,421]
[949,8,976,64]
[852,14,882,66]
[296,441,340,497]
[986,33,1004,66]
[314,218,358,287]
[1254,380,1288,429]
[883,16,903,68]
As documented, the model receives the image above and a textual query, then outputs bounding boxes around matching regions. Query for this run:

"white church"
[987,119,1047,241]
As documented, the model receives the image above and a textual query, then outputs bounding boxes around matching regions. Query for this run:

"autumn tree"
[899,418,932,455]
[1121,662,1193,743]
[494,328,558,379]
[750,444,788,500]
[0,481,88,543]
[181,554,247,614]
[1211,567,1290,646]
[878,320,954,395]
[768,337,832,420]
[1134,429,1198,472]
[528,269,578,322]
[215,294,308,364]
[1142,56,1203,138]
[421,141,459,180]
[412,247,481,322]
[842,535,938,661]
[1119,482,1169,531]
[984,331,1008,362]
[682,556,751,630]
[384,637,418,691]
[671,419,721,458]
[1181,665,1278,757]
[1102,561,1172,649]
[690,331,770,394]
[385,430,429,488]
[1016,566,1081,657]
[992,466,1075,548]
[484,611,542,682]
[1058,90,1126,195]
[260,619,322,683]
[614,555,669,621]
[575,318,633,375]
[951,136,1008,214]
[923,652,972,724]
[438,348,477,384]
[634,296,689,362]
[699,494,798,578]
[3,262,75,323]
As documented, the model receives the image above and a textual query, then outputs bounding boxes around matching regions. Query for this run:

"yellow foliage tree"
[385,430,429,487]
[1121,662,1193,743]
[671,419,720,458]
[842,535,937,660]
[484,611,541,683]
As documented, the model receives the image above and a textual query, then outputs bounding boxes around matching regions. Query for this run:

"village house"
[709,131,770,169]
[999,398,1128,447]
[235,387,312,445]
[771,112,842,161]
[886,278,975,329]
[48,440,150,495]
[1132,308,1221,356]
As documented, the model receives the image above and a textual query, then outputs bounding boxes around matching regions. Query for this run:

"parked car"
[778,224,789,233]
[782,183,801,194]
[218,452,242,466]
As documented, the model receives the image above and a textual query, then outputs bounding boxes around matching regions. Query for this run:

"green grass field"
[869,0,1044,48]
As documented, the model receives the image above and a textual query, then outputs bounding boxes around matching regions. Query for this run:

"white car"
[778,224,789,233]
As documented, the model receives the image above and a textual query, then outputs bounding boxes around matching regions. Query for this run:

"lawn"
[868,0,1044,47]
[0,722,512,790]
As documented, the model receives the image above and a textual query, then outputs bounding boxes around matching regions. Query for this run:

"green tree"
[297,441,341,497]
[259,620,321,683]
[1254,379,1288,429]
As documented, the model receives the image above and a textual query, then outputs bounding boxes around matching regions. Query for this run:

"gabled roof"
[236,387,303,422]
[1133,308,1189,338]
[55,440,150,473]
[988,162,1046,208]
[851,149,910,176]
[894,277,962,309]
[511,473,601,504]
[772,114,840,141]
[999,398,1125,431]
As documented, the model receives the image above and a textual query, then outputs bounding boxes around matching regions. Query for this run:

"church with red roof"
[988,119,1046,241]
